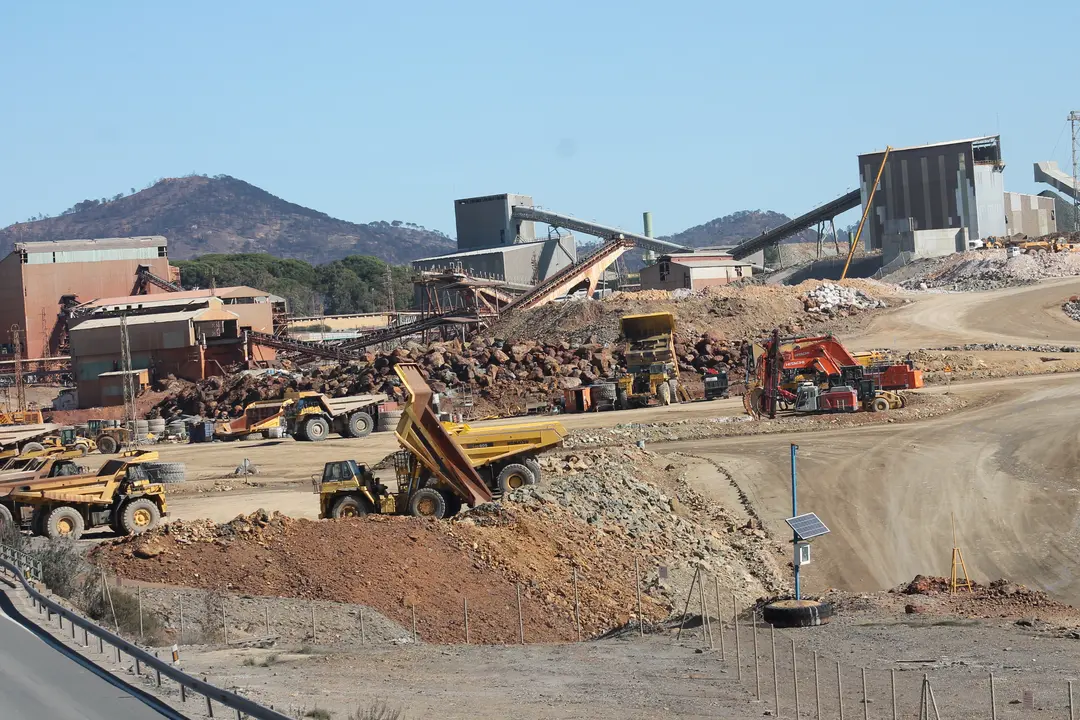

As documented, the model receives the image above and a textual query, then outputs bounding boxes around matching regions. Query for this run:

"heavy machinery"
[283,391,387,442]
[702,368,730,400]
[315,363,566,520]
[616,312,683,408]
[214,399,286,440]
[744,331,920,418]
[0,408,44,426]
[0,449,166,539]
[0,457,85,485]
[0,427,96,462]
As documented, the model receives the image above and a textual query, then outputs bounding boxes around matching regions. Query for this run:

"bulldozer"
[314,362,566,520]
[744,331,920,418]
[615,312,685,408]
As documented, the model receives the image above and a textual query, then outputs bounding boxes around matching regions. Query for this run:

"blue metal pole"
[791,443,800,600]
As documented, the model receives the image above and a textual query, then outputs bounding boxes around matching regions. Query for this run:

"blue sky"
[1,0,1076,238]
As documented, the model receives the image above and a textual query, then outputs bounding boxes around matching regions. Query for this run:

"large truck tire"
[96,435,118,455]
[344,412,374,438]
[438,489,463,518]
[30,509,47,537]
[330,495,368,519]
[20,442,44,455]
[497,463,535,495]
[0,504,13,533]
[657,382,672,406]
[408,488,447,519]
[524,457,542,486]
[762,599,834,628]
[119,498,161,536]
[144,462,187,484]
[302,416,330,442]
[45,506,84,540]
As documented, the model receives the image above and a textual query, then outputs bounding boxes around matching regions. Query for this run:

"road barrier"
[0,542,290,720]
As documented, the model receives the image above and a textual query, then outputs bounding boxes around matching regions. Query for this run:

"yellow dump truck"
[283,391,388,441]
[314,363,567,520]
[616,312,681,408]
[214,399,287,440]
[0,450,166,539]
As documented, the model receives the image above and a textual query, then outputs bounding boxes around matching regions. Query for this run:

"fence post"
[222,601,228,646]
[264,605,269,637]
[360,608,367,645]
[792,638,800,719]
[463,597,469,644]
[862,667,869,720]
[634,558,644,638]
[572,567,581,642]
[892,669,898,720]
[733,593,742,682]
[138,586,144,643]
[412,604,418,643]
[715,577,725,661]
[178,593,184,645]
[753,610,761,700]
[698,575,712,648]
[677,569,700,642]
[814,651,821,720]
[1069,680,1074,720]
[771,624,780,717]
[311,604,317,644]
[837,662,844,720]
[516,584,524,645]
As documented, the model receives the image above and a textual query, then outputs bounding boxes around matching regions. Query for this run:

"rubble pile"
[154,333,748,419]
[894,245,1080,291]
[503,447,787,605]
[802,283,886,315]
[1063,297,1080,324]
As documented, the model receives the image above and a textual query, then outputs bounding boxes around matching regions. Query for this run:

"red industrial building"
[0,236,177,358]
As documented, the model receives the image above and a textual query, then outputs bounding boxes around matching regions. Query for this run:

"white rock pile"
[803,283,885,315]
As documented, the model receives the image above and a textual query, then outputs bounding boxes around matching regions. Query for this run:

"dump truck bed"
[324,394,388,418]
[0,423,61,450]
[451,421,568,467]
[393,364,492,507]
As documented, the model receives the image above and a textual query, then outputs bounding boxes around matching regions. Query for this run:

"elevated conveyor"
[728,189,861,261]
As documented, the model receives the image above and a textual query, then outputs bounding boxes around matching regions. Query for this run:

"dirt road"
[658,372,1080,602]
[847,277,1080,350]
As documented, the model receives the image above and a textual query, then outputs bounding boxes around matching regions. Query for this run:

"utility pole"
[1070,111,1080,232]
[791,443,800,600]
[384,263,396,313]
[10,324,25,413]
[120,314,139,448]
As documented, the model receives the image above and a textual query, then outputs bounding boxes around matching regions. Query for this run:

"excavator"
[743,331,922,419]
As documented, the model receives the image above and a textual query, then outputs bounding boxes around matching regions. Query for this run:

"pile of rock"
[1063,297,1080,324]
[154,333,748,419]
[803,283,885,315]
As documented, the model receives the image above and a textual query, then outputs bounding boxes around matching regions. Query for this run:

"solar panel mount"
[785,512,830,541]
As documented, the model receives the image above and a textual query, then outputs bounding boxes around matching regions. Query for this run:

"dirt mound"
[889,243,1080,291]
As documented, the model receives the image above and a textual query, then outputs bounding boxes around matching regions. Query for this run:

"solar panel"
[785,512,830,540]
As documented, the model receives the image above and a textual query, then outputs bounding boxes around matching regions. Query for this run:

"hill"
[0,175,455,264]
[660,209,816,248]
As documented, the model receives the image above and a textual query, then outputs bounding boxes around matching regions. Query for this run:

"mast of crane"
[1070,111,1080,232]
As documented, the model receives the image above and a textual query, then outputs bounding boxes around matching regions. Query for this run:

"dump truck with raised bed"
[615,312,684,408]
[314,362,566,520]
[0,449,166,539]
[283,391,387,442]
[214,399,286,440]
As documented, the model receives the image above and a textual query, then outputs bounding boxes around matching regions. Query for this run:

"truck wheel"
[438,489,463,518]
[616,388,628,410]
[409,488,447,519]
[657,382,672,406]
[45,506,84,540]
[524,458,542,485]
[762,599,834,628]
[119,498,160,536]
[30,509,47,536]
[0,505,13,534]
[497,463,535,495]
[302,417,330,442]
[331,495,368,519]
[76,443,89,457]
[96,435,118,454]
[345,412,374,439]
[871,397,890,412]
[20,442,44,455]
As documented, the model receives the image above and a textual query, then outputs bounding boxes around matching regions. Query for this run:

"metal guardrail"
[0,543,290,720]
[0,543,42,580]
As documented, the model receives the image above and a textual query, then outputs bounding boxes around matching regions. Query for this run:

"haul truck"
[214,399,287,440]
[314,363,566,520]
[0,450,166,540]
[616,312,683,408]
[283,391,387,441]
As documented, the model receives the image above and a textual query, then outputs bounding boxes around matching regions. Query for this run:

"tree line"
[173,253,413,317]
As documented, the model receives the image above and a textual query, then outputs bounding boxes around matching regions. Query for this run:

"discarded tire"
[20,442,44,455]
[762,599,834,628]
[377,410,402,433]
[143,462,187,484]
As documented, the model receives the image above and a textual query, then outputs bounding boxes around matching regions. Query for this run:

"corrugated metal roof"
[859,135,999,156]
[16,236,167,252]
[83,286,269,308]
[667,258,751,268]
[71,305,238,331]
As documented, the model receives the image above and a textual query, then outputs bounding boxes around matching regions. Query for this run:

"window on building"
[158,246,167,258]
[735,266,744,277]
[659,261,670,281]
[683,272,691,289]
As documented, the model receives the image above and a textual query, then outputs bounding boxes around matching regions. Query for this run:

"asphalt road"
[0,592,180,719]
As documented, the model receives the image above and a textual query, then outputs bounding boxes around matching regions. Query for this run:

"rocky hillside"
[0,175,455,264]
[661,209,816,248]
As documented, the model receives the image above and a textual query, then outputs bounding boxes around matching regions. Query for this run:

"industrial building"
[859,137,1007,264]
[1004,191,1057,237]
[412,194,578,285]
[0,236,177,358]
[639,251,753,291]
[68,287,279,408]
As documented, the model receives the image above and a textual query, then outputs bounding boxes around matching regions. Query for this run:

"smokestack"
[642,212,656,265]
